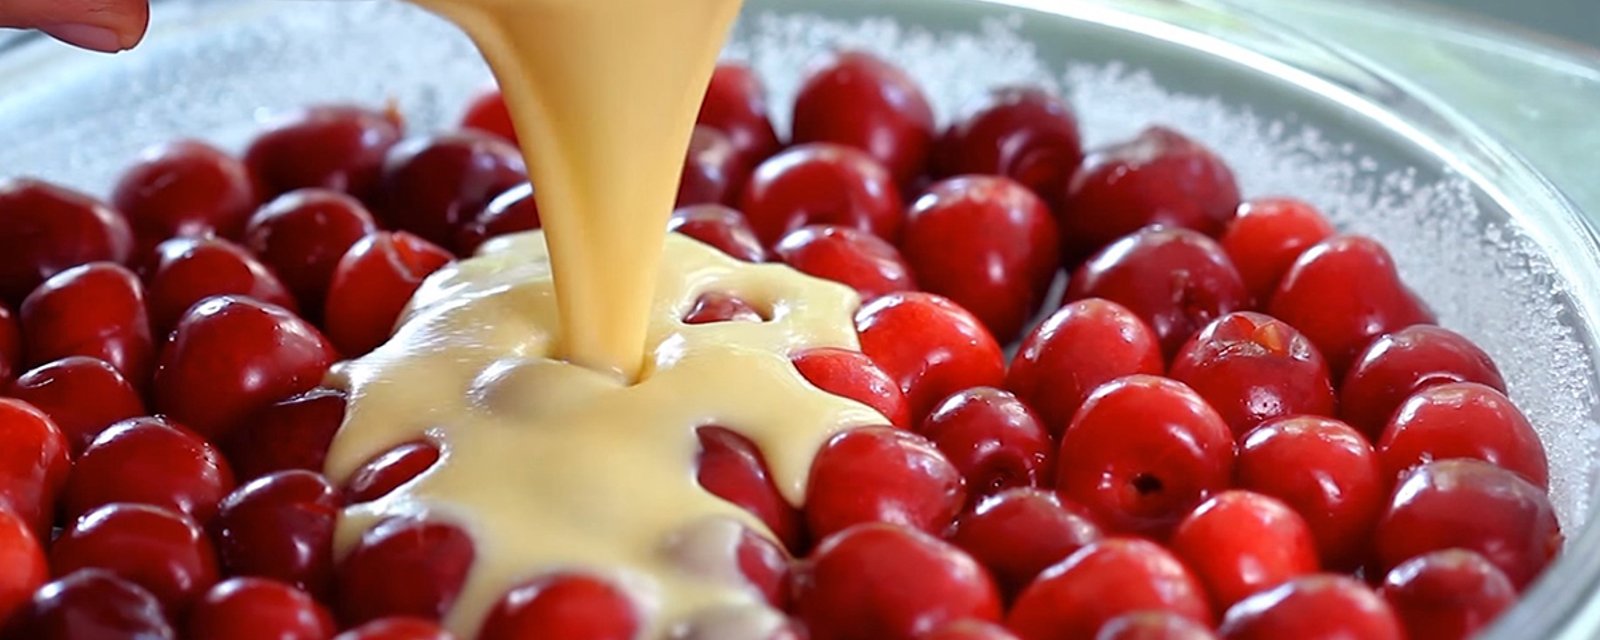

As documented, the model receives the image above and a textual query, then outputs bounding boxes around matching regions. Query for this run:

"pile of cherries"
[0,48,1562,640]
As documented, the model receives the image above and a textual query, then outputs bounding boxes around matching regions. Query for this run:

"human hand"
[0,0,150,52]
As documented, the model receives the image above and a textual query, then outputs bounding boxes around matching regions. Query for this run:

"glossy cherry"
[1168,312,1335,437]
[20,261,153,386]
[7,356,146,457]
[0,178,134,305]
[667,204,765,262]
[678,126,747,208]
[1378,382,1547,488]
[1379,549,1516,640]
[60,416,235,524]
[323,231,454,356]
[855,292,1005,423]
[211,470,340,600]
[1055,375,1234,538]
[186,577,336,640]
[1007,538,1211,640]
[902,176,1060,342]
[947,488,1100,598]
[1005,298,1162,436]
[920,620,1022,640]
[792,51,935,187]
[696,425,805,552]
[933,86,1082,205]
[1268,235,1435,376]
[740,143,905,247]
[1095,611,1219,640]
[243,188,379,318]
[682,292,763,324]
[792,347,913,429]
[376,131,528,249]
[457,183,540,256]
[460,86,518,145]
[1216,575,1402,640]
[1169,491,1319,613]
[1234,416,1383,570]
[8,569,174,640]
[774,225,916,300]
[804,426,965,541]
[343,440,442,505]
[224,387,348,482]
[1339,325,1505,440]
[49,503,220,612]
[335,517,475,626]
[478,574,637,640]
[243,104,405,204]
[0,399,69,537]
[333,618,453,640]
[0,507,47,625]
[111,140,258,252]
[144,235,300,336]
[918,387,1053,502]
[0,304,18,383]
[698,62,782,169]
[1219,197,1335,304]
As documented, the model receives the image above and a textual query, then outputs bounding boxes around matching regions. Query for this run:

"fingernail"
[43,24,125,52]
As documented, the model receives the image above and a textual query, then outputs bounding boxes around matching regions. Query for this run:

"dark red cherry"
[144,236,299,336]
[947,488,1100,598]
[1380,549,1516,640]
[696,425,805,552]
[20,261,154,386]
[243,188,378,319]
[9,569,174,640]
[1168,312,1335,438]
[111,140,258,253]
[1268,235,1434,377]
[933,86,1083,205]
[1235,416,1384,570]
[1216,575,1401,640]
[792,347,912,430]
[741,143,904,248]
[323,231,454,357]
[804,426,966,541]
[457,183,541,255]
[792,51,935,187]
[1339,325,1505,440]
[60,416,235,524]
[698,62,782,169]
[918,387,1053,502]
[0,178,134,306]
[335,517,475,626]
[211,470,340,601]
[223,387,348,483]
[479,574,637,640]
[49,503,220,613]
[244,104,404,204]
[668,204,765,263]
[678,126,747,208]
[1378,382,1547,489]
[376,131,528,249]
[1005,298,1162,436]
[774,225,915,301]
[1006,538,1211,640]
[460,86,518,146]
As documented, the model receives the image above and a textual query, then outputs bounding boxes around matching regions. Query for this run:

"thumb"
[0,0,150,52]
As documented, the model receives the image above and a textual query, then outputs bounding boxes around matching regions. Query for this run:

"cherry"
[933,86,1082,205]
[335,517,475,626]
[1216,575,1402,640]
[243,189,379,319]
[9,569,174,640]
[793,347,912,429]
[377,131,528,249]
[1268,235,1435,376]
[902,176,1061,342]
[947,488,1100,598]
[334,617,453,640]
[144,235,300,336]
[7,356,146,457]
[457,183,541,255]
[1219,197,1335,304]
[224,387,348,482]
[696,425,805,551]
[324,231,454,356]
[111,140,258,252]
[774,225,916,301]
[1170,491,1319,613]
[1234,416,1383,570]
[668,204,765,263]
[1378,382,1547,489]
[187,577,336,640]
[1379,549,1516,640]
[1066,226,1247,358]
[0,304,17,383]
[1339,325,1505,440]
[0,399,68,538]
[20,261,154,386]
[460,86,518,145]
[1005,298,1161,436]
[1057,127,1239,263]
[60,416,235,524]
[0,178,134,306]
[918,387,1053,502]
[1056,375,1234,538]
[1007,538,1211,640]
[791,523,1001,640]
[698,62,782,169]
[244,104,405,204]
[678,126,748,208]
[683,292,764,324]
[343,440,442,505]
[736,526,792,606]
[920,619,1021,640]
[211,470,340,601]
[1095,611,1219,640]
[50,503,220,612]
[855,292,1005,423]
[804,426,965,541]
[1373,459,1560,590]
[0,508,47,625]
[740,143,905,247]
[1168,312,1335,437]
[792,51,935,187]
[478,574,637,640]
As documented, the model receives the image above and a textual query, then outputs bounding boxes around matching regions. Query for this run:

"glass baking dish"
[1,0,1597,636]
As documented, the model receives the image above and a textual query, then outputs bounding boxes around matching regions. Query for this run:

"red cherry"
[224,387,348,483]
[1339,325,1505,440]
[947,488,1100,598]
[804,426,965,541]
[1268,235,1435,376]
[699,62,782,169]
[335,517,475,625]
[1234,416,1383,570]
[20,261,153,386]
[792,51,934,187]
[211,470,339,601]
[50,503,220,612]
[8,356,146,457]
[1066,226,1247,358]
[1096,611,1219,640]
[9,569,174,640]
[1217,575,1402,640]
[668,204,765,263]
[1055,375,1234,538]
[0,399,68,537]
[1219,197,1334,304]
[479,574,637,640]
[683,292,764,324]
[111,140,258,252]
[334,617,454,640]
[1168,312,1335,437]
[1005,298,1162,436]
[456,183,541,255]
[696,426,805,552]
[187,577,335,640]
[918,387,1053,502]
[1007,538,1211,640]
[933,86,1083,205]
[377,131,527,249]
[460,86,518,146]
[1170,491,1319,612]
[740,143,905,247]
[324,231,454,357]
[1378,382,1547,489]
[343,441,442,505]
[1057,127,1239,263]
[791,523,1001,640]
[244,104,405,204]
[774,225,916,300]
[920,619,1021,640]
[61,416,235,524]
[678,126,748,208]
[0,178,134,306]
[1373,459,1560,590]
[793,347,912,429]
[0,508,47,625]
[0,304,18,383]
[243,189,379,319]
[855,292,1005,423]
[1379,549,1515,640]
[902,176,1061,342]
[736,526,792,606]
[144,235,300,336]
